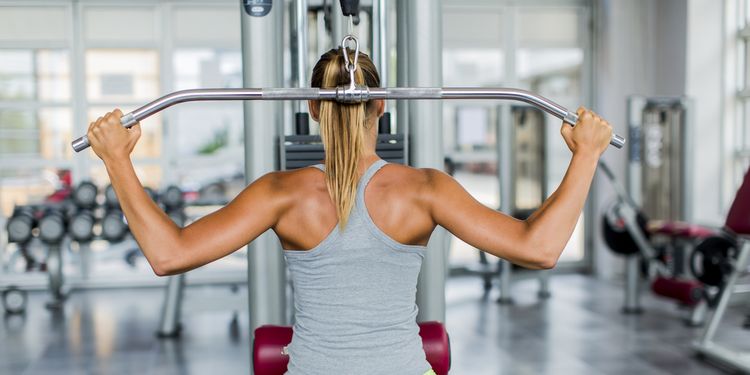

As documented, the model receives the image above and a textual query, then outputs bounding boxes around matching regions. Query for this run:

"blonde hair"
[310,48,381,229]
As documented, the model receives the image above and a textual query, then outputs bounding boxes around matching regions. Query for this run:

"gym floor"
[0,274,743,375]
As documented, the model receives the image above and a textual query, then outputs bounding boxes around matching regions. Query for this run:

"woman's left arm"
[88,110,284,276]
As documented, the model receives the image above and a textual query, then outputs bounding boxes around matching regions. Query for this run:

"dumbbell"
[6,206,36,244]
[102,209,128,242]
[69,210,95,242]
[104,184,119,208]
[144,186,159,203]
[167,209,187,227]
[107,184,159,207]
[2,286,27,315]
[72,181,98,209]
[38,208,67,244]
[161,185,184,210]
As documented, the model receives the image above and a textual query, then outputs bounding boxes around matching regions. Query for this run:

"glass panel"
[169,102,243,157]
[171,49,244,203]
[172,6,241,46]
[0,6,69,43]
[0,108,72,159]
[739,40,747,92]
[443,49,504,87]
[173,49,242,90]
[447,161,500,267]
[444,105,499,267]
[86,49,159,102]
[39,108,73,160]
[84,6,157,43]
[37,50,71,101]
[0,167,63,217]
[442,7,504,87]
[443,9,503,50]
[517,8,579,47]
[0,50,34,100]
[0,49,70,101]
[88,107,162,159]
[516,48,584,97]
[0,110,38,157]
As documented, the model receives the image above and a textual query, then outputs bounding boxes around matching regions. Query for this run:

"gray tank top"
[283,159,432,375]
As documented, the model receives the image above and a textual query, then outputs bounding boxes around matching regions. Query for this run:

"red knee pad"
[651,276,704,306]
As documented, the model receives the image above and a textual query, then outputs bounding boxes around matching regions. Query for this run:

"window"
[0,47,73,216]
[0,49,72,158]
[442,1,591,268]
[735,0,750,188]
[172,49,243,160]
[1,2,246,284]
[0,2,243,220]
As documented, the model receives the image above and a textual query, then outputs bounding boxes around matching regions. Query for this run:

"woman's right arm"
[425,108,612,269]
[88,110,286,277]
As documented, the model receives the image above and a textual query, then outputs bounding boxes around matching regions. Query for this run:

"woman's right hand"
[87,109,141,164]
[560,107,613,157]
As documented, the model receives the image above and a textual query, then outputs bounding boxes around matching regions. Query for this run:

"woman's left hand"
[87,109,142,163]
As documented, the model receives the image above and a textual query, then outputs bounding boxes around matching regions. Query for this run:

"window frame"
[0,0,243,217]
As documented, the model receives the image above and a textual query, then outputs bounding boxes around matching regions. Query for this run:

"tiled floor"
[1,274,745,374]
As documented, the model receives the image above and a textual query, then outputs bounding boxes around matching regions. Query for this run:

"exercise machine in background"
[627,96,692,223]
[599,161,708,325]
[457,106,551,303]
[692,166,750,372]
[600,97,712,324]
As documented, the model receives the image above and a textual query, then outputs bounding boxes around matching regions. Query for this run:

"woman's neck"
[357,153,381,175]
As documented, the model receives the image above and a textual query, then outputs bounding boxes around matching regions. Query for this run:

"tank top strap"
[311,163,325,172]
[356,159,388,205]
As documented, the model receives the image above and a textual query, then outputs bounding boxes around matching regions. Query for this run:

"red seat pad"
[419,321,451,375]
[253,325,294,375]
[726,167,750,235]
[253,321,451,375]
[647,220,717,239]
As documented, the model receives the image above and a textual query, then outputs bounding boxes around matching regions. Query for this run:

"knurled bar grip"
[71,87,626,152]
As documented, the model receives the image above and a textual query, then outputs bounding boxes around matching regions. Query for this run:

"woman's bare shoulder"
[266,166,327,193]
[377,163,451,192]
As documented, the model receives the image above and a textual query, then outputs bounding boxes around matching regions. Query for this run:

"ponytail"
[311,48,380,229]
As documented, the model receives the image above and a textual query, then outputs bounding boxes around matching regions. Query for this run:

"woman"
[87,49,612,375]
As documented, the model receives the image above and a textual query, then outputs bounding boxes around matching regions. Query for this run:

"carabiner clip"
[341,35,360,90]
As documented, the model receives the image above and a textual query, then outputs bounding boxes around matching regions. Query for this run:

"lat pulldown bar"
[71,87,626,152]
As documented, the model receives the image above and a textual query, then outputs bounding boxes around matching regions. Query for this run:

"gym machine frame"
[691,165,750,372]
[599,161,709,325]
[693,237,750,372]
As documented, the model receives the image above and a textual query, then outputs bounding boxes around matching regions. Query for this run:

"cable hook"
[341,34,360,90]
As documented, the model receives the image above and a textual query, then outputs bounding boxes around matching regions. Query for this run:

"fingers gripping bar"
[71,87,626,152]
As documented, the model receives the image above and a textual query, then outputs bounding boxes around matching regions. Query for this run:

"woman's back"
[273,157,436,251]
[280,160,433,375]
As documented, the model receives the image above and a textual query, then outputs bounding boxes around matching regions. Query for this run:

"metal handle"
[71,86,626,152]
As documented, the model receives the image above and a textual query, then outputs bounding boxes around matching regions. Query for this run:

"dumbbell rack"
[0,182,213,313]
